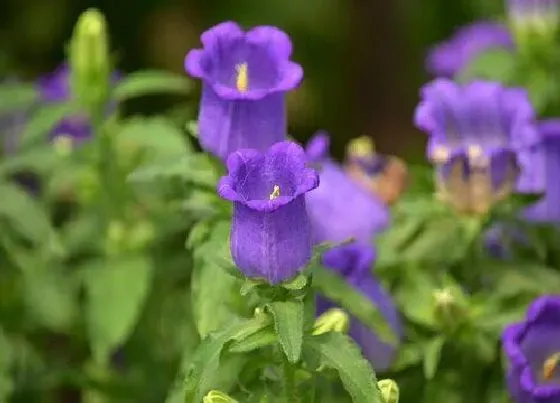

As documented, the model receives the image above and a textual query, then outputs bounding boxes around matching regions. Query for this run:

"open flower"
[426,21,514,78]
[185,21,303,161]
[517,120,560,222]
[502,295,560,403]
[414,79,538,214]
[316,242,402,370]
[345,136,409,205]
[217,141,319,284]
[305,132,390,244]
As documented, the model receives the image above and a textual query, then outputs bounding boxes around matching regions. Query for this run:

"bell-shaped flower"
[414,79,538,214]
[316,242,402,371]
[425,21,513,78]
[305,132,390,244]
[217,141,319,284]
[185,21,303,161]
[502,295,560,403]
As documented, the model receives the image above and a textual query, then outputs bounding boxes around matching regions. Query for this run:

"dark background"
[0,0,505,160]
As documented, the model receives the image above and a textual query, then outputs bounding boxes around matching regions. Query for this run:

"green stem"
[282,356,299,403]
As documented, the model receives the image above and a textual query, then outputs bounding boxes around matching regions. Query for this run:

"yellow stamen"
[235,63,248,93]
[348,136,375,158]
[543,353,560,381]
[467,144,483,160]
[432,146,450,164]
[269,185,280,200]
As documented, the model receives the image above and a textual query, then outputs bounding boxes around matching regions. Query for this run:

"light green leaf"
[19,102,77,148]
[228,326,276,353]
[83,255,154,364]
[0,146,59,176]
[0,182,59,246]
[312,265,397,346]
[305,332,382,403]
[423,336,445,380]
[183,317,270,403]
[116,116,191,161]
[0,82,38,113]
[266,300,304,363]
[456,48,516,84]
[112,70,192,101]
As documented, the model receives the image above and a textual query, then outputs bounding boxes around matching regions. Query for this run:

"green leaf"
[0,146,59,176]
[456,48,516,84]
[0,182,59,246]
[83,255,154,364]
[19,102,77,148]
[116,116,191,160]
[266,300,304,363]
[312,265,397,346]
[112,70,192,101]
[423,336,445,380]
[228,326,276,353]
[183,317,270,403]
[0,82,38,113]
[305,332,382,403]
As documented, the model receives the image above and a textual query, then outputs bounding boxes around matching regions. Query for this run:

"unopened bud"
[433,288,466,327]
[378,379,399,403]
[203,390,238,403]
[506,0,559,53]
[312,308,350,335]
[69,8,111,107]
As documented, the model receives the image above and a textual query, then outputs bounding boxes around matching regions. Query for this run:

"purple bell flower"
[426,21,514,78]
[517,120,560,222]
[502,295,560,403]
[414,79,538,214]
[305,132,390,244]
[217,141,319,284]
[185,21,303,161]
[316,242,402,371]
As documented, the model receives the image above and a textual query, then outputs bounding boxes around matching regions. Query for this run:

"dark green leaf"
[312,265,397,345]
[83,255,154,364]
[305,332,382,403]
[19,103,77,148]
[112,70,192,101]
[266,300,304,363]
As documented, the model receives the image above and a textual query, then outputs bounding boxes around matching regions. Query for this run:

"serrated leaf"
[456,48,515,84]
[83,255,154,364]
[183,318,270,403]
[305,332,382,403]
[113,70,192,101]
[312,265,397,346]
[266,300,304,363]
[423,336,445,380]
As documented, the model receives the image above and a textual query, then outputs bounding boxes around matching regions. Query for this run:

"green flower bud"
[69,8,111,107]
[52,135,74,157]
[202,390,238,403]
[378,379,399,403]
[312,308,350,335]
[432,287,467,327]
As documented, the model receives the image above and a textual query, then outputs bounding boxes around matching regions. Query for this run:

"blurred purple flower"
[414,79,538,214]
[304,132,390,244]
[502,295,560,403]
[185,21,303,161]
[517,120,560,222]
[317,242,402,371]
[217,141,319,284]
[426,21,514,78]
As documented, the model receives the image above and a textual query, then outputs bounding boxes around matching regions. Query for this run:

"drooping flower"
[502,295,560,403]
[414,79,538,214]
[305,132,390,244]
[217,141,319,284]
[344,136,409,205]
[517,120,560,222]
[316,242,402,371]
[426,21,514,78]
[185,21,303,161]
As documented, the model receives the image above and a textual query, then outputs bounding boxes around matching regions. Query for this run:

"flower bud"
[312,308,350,335]
[202,390,238,403]
[378,379,399,403]
[506,0,559,53]
[68,8,111,108]
[127,221,155,251]
[432,287,467,327]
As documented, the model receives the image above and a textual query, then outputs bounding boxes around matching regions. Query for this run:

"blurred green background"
[0,0,504,159]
